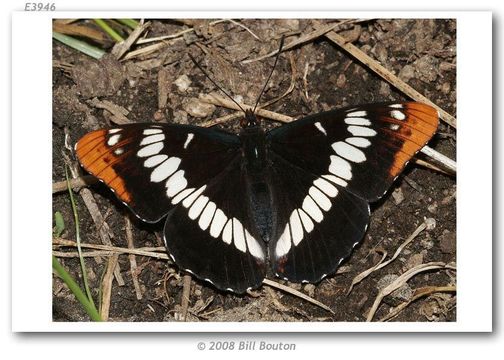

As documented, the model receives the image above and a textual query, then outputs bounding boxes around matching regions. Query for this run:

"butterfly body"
[76,102,438,293]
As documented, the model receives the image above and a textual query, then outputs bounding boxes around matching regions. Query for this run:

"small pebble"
[183,97,215,118]
[424,217,437,230]
[153,109,165,122]
[392,187,405,205]
[174,75,191,93]
[399,64,415,83]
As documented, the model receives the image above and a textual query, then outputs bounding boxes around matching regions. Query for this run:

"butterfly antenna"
[252,36,285,114]
[189,53,247,114]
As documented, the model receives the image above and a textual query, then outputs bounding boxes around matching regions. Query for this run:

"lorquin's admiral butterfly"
[75,100,438,293]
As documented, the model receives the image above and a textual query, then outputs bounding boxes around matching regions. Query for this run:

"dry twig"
[87,98,132,124]
[366,262,455,322]
[53,238,168,259]
[199,93,293,123]
[53,175,96,194]
[377,285,456,322]
[348,217,436,295]
[112,20,150,60]
[125,215,143,300]
[180,275,192,321]
[262,278,334,314]
[100,254,119,321]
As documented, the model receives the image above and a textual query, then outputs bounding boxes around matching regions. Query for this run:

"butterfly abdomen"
[240,126,275,244]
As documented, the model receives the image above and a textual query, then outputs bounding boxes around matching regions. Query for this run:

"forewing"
[75,123,241,222]
[268,102,439,202]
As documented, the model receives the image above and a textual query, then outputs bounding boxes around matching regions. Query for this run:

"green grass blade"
[52,31,105,59]
[117,19,139,29]
[94,19,124,42]
[52,256,102,321]
[65,167,96,310]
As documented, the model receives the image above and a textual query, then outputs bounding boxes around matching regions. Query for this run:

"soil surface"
[52,19,456,322]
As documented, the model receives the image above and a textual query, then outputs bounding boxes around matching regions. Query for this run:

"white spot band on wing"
[184,133,194,149]
[140,133,165,146]
[107,134,121,147]
[170,184,265,260]
[137,142,164,157]
[347,125,377,137]
[314,122,327,135]
[344,117,371,126]
[332,141,366,163]
[347,110,367,117]
[275,175,340,258]
[390,109,406,120]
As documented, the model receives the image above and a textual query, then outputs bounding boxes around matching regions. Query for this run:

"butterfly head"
[241,108,260,128]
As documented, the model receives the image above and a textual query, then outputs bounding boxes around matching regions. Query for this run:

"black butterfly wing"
[268,151,370,282]
[76,123,267,292]
[163,156,267,293]
[75,123,240,222]
[267,102,438,282]
[268,102,439,202]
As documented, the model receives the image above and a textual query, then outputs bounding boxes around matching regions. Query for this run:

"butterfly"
[75,102,438,293]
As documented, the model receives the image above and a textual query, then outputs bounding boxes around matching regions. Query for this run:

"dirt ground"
[52,19,456,322]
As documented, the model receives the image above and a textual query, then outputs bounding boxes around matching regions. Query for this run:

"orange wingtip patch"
[75,129,132,203]
[387,103,439,178]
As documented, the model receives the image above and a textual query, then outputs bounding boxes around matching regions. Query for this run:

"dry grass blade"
[122,41,171,61]
[53,238,169,259]
[324,30,456,128]
[262,278,334,314]
[136,28,194,45]
[348,218,433,295]
[378,285,456,322]
[366,262,450,322]
[78,190,121,276]
[53,175,97,194]
[346,250,387,295]
[414,158,452,176]
[123,20,228,60]
[199,111,243,128]
[112,20,150,60]
[53,250,123,258]
[87,98,132,124]
[125,215,143,300]
[420,146,457,174]
[135,19,226,45]
[180,275,192,321]
[100,254,119,321]
[53,21,107,43]
[199,94,293,123]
